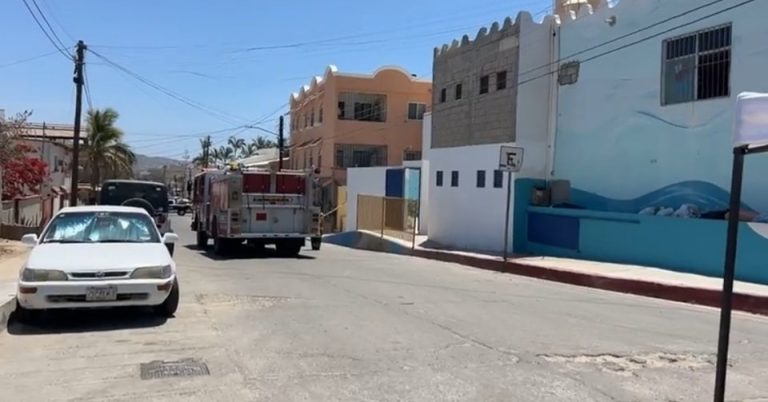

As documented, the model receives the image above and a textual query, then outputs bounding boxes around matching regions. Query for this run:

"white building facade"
[426,12,556,253]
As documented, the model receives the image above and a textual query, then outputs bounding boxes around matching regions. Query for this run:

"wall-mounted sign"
[734,92,768,147]
[498,146,524,172]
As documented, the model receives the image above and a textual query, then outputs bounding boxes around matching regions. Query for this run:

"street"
[0,216,767,401]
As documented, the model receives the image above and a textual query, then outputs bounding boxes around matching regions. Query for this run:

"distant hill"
[133,153,184,174]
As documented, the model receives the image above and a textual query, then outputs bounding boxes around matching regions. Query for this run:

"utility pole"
[69,40,86,206]
[278,115,284,171]
[203,135,211,168]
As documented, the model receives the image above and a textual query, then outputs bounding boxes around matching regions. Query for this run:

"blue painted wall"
[524,206,768,285]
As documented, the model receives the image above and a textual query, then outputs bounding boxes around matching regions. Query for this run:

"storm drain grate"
[140,358,210,380]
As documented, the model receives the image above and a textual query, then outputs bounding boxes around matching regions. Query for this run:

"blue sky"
[1,0,551,160]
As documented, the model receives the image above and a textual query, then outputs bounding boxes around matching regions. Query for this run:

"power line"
[519,0,728,78]
[0,50,58,68]
[37,0,76,42]
[20,0,72,60]
[83,62,94,111]
[518,0,753,90]
[294,0,749,151]
[88,49,251,126]
[29,0,69,50]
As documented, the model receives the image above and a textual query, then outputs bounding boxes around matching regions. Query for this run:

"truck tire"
[276,240,302,257]
[196,228,208,249]
[213,235,227,256]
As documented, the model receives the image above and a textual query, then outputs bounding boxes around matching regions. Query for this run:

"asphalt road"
[1,216,768,401]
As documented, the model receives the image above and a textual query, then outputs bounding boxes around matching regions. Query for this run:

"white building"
[425,12,556,253]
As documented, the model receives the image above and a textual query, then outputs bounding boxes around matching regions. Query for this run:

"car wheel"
[196,229,208,249]
[177,208,186,216]
[155,279,179,318]
[14,301,38,325]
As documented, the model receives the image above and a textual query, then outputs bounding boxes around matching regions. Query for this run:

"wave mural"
[569,180,755,214]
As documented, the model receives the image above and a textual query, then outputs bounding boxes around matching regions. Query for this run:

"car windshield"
[41,211,160,244]
[99,182,169,213]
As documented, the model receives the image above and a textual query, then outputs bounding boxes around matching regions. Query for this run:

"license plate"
[86,286,117,301]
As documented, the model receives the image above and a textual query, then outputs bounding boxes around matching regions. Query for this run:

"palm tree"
[242,142,259,157]
[193,137,212,167]
[227,136,245,159]
[83,108,135,189]
[217,146,235,164]
[252,136,276,150]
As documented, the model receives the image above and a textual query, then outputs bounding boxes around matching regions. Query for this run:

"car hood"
[26,243,173,272]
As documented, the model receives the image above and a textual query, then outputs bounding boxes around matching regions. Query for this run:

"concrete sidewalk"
[325,231,768,315]
[0,241,26,331]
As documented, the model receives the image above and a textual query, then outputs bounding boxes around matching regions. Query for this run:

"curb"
[326,232,768,316]
[0,297,15,332]
[411,249,768,316]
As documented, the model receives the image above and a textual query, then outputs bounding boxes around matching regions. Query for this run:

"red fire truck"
[190,164,322,256]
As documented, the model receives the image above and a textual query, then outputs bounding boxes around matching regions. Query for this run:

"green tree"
[192,137,212,167]
[83,108,135,189]
[217,146,235,164]
[227,136,245,159]
[252,136,276,150]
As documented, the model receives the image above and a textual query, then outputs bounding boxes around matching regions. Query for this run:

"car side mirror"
[21,234,39,247]
[162,233,180,244]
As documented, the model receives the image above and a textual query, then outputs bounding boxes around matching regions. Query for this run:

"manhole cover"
[140,358,210,380]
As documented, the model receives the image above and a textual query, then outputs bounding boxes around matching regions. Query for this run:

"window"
[319,107,323,123]
[403,150,422,161]
[334,144,387,168]
[496,71,507,90]
[303,114,308,128]
[308,150,313,168]
[476,170,486,188]
[42,211,160,244]
[450,171,459,187]
[408,103,426,120]
[440,88,447,103]
[493,170,503,188]
[662,24,731,105]
[479,75,489,94]
[310,109,315,126]
[436,171,443,187]
[339,93,387,122]
[455,83,463,100]
[335,148,344,167]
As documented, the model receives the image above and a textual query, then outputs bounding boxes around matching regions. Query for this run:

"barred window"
[662,24,731,105]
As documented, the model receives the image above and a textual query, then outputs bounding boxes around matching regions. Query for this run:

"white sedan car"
[15,205,180,323]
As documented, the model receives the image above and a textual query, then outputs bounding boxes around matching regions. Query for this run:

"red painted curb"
[411,249,768,316]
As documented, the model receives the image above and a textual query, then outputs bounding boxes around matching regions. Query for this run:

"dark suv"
[99,180,174,254]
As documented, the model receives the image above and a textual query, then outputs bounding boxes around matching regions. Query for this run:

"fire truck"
[190,164,322,256]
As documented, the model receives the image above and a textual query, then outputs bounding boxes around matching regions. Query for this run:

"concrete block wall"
[431,19,520,148]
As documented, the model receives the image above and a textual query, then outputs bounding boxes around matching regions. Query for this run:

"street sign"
[499,146,524,172]
[734,92,768,147]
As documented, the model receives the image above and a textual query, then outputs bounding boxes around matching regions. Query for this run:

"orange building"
[289,65,431,193]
